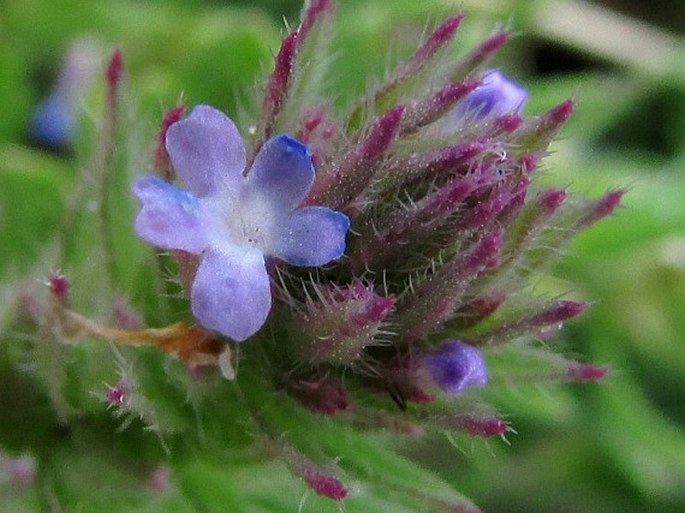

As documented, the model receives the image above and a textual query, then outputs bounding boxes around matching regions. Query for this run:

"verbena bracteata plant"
[10,1,623,511]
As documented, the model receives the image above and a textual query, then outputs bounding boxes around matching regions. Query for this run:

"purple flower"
[456,69,527,118]
[30,39,100,149]
[133,105,350,341]
[31,94,74,148]
[422,340,488,394]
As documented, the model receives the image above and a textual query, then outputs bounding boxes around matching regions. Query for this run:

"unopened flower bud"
[401,231,503,340]
[346,15,464,130]
[495,113,524,133]
[515,99,575,153]
[454,70,527,120]
[577,190,624,228]
[394,15,464,88]
[419,340,488,394]
[479,300,588,346]
[401,78,481,135]
[501,188,567,267]
[298,0,333,42]
[353,174,480,272]
[380,141,490,191]
[452,31,510,79]
[294,282,395,365]
[308,105,404,211]
[260,31,298,142]
[154,103,185,179]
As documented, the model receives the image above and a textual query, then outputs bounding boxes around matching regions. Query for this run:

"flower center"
[204,190,278,254]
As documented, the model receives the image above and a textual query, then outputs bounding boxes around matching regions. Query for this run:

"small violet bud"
[456,69,527,119]
[133,105,350,341]
[421,340,488,394]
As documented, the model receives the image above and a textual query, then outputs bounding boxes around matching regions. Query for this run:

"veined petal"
[166,105,246,197]
[191,248,271,342]
[133,176,207,254]
[274,207,350,266]
[246,135,315,211]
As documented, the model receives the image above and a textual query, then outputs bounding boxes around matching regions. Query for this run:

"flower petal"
[133,176,207,254]
[166,105,246,197]
[190,248,271,341]
[274,206,350,266]
[246,135,315,211]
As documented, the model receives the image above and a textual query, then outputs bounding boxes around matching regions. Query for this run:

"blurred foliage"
[1,0,684,512]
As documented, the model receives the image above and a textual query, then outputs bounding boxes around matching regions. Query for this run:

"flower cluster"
[24,1,622,510]
[126,0,621,498]
[128,0,621,502]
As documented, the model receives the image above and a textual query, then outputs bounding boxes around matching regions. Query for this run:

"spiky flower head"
[19,2,623,511]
